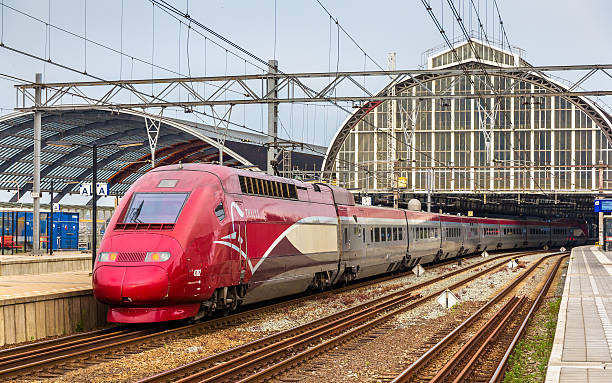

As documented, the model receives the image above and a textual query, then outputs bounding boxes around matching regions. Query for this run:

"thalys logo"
[213,202,253,271]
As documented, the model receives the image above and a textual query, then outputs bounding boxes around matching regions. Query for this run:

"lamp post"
[48,140,143,268]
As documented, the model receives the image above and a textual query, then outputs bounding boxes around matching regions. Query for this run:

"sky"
[0,0,611,148]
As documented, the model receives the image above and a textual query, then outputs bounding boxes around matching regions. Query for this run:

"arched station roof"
[321,60,612,175]
[0,109,323,203]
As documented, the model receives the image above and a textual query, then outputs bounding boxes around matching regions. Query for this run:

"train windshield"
[123,192,189,224]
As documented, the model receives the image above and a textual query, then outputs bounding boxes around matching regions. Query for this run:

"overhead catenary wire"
[150,0,411,161]
[314,0,388,75]
[0,2,202,81]
[0,1,254,108]
[304,2,487,189]
[446,0,549,195]
[150,0,268,72]
[120,0,123,79]
[0,0,557,194]
[492,0,513,55]
[421,0,554,197]
[148,0,424,182]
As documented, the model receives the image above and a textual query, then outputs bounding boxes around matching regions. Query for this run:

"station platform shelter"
[546,245,612,382]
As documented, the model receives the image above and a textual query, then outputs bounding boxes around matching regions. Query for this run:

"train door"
[231,200,248,284]
[237,216,248,283]
[355,209,366,266]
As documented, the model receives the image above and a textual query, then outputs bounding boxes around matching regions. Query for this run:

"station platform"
[0,257,106,346]
[546,246,612,382]
[0,251,91,276]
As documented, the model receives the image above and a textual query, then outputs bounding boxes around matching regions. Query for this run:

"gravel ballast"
[10,250,550,383]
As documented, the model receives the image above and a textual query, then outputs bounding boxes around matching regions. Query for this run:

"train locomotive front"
[93,165,244,323]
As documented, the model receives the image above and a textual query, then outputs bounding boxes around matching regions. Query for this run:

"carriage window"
[381,228,387,242]
[387,228,392,241]
[399,228,403,241]
[363,228,366,242]
[344,228,349,244]
[374,227,380,242]
[370,228,374,243]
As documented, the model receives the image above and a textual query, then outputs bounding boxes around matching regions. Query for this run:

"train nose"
[93,265,169,304]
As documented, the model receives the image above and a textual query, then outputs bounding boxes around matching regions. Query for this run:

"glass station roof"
[0,110,247,203]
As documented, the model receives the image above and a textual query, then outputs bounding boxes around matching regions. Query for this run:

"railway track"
[135,249,550,383]
[0,249,540,380]
[389,252,568,383]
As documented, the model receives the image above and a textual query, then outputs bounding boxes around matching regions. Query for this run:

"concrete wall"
[0,291,107,346]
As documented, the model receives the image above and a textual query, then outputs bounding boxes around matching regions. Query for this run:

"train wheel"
[228,287,239,311]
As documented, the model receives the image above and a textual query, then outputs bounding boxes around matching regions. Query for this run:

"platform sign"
[79,183,108,196]
[361,196,372,206]
[398,177,407,188]
[467,210,473,217]
[96,183,108,196]
[79,183,92,196]
[595,199,612,212]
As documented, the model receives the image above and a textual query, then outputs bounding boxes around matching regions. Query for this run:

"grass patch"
[502,298,561,383]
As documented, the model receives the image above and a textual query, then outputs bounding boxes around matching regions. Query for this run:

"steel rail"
[431,296,526,382]
[452,255,566,382]
[390,251,568,383]
[489,254,568,383]
[0,249,535,380]
[0,326,131,360]
[138,250,537,383]
[156,251,551,383]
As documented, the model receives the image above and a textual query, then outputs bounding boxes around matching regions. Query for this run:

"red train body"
[93,164,587,323]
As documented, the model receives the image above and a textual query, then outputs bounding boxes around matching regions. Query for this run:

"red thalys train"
[93,164,587,323]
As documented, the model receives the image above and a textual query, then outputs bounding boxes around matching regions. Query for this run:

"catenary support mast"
[32,73,42,255]
[267,60,279,175]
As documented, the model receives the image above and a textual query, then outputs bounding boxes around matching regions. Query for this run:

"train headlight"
[99,252,118,262]
[145,251,171,262]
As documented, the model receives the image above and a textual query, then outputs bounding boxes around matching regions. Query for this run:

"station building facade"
[321,39,612,217]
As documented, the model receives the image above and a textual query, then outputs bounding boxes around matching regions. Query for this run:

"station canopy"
[0,109,324,204]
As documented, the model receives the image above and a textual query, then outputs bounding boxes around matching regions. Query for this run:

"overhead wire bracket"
[144,108,164,168]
